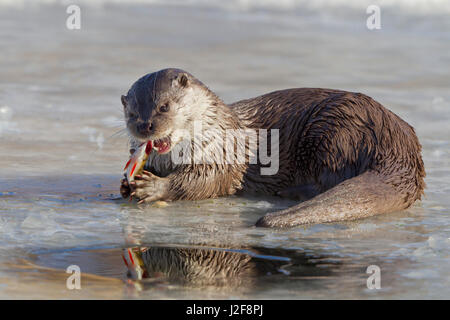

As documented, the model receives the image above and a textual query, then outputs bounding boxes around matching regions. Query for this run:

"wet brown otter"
[120,68,425,228]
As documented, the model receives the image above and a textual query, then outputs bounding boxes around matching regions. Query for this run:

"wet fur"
[122,68,425,227]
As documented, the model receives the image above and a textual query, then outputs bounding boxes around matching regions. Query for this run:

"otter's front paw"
[129,170,170,204]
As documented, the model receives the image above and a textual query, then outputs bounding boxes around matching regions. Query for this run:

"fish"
[122,248,147,280]
[124,140,152,183]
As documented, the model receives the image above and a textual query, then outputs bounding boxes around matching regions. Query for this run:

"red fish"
[124,140,152,183]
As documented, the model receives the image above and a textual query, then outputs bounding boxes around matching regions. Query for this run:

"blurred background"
[0,0,449,299]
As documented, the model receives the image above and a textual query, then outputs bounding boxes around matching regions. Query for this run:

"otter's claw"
[130,170,170,204]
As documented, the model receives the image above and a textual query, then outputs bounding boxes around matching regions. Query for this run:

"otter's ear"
[121,95,128,108]
[174,73,189,88]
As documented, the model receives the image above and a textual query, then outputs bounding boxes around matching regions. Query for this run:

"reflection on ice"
[122,245,336,290]
[0,2,449,299]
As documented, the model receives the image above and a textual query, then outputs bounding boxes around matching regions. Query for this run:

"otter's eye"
[159,103,170,113]
[128,111,137,119]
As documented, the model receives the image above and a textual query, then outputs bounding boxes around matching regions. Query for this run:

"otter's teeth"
[153,137,170,153]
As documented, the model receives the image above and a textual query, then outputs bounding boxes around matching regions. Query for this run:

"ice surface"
[0,2,449,299]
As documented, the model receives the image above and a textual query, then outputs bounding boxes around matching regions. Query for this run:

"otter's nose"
[137,122,153,135]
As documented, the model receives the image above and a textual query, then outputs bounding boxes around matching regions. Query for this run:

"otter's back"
[231,88,425,204]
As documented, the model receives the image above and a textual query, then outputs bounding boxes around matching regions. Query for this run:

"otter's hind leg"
[256,171,408,228]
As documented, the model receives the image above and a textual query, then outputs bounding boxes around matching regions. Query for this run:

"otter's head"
[121,68,215,154]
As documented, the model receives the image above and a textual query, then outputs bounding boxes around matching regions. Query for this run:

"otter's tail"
[255,171,409,228]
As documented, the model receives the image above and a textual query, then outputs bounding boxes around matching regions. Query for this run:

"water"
[0,1,449,299]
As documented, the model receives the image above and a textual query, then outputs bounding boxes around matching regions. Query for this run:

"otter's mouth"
[153,136,171,154]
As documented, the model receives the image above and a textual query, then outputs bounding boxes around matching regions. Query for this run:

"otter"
[120,68,425,228]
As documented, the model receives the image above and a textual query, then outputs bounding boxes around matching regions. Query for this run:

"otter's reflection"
[122,246,338,289]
